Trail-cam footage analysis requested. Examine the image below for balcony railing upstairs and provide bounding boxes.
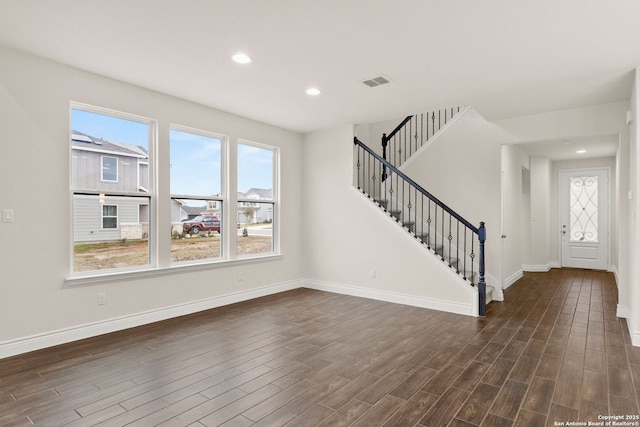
[354,136,487,316]
[382,106,463,168]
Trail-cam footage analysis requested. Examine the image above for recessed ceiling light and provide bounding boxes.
[576,149,586,154]
[232,53,252,64]
[306,88,321,96]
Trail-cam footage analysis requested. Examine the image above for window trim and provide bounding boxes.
[69,102,156,276]
[67,103,283,282]
[101,204,118,230]
[169,124,227,265]
[236,139,279,256]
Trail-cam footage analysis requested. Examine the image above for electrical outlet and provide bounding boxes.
[370,269,376,278]
[97,293,106,306]
[237,272,243,281]
[2,209,14,223]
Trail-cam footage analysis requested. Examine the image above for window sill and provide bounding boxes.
[65,254,283,287]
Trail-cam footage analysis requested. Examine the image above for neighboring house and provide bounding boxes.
[238,188,273,223]
[71,131,188,241]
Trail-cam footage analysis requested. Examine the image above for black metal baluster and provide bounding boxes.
[441,207,445,261]
[463,229,468,281]
[431,112,435,139]
[356,144,361,190]
[471,233,476,285]
[420,113,423,151]
[456,219,460,273]
[421,193,424,243]
[478,222,486,316]
[403,126,407,164]
[448,214,452,267]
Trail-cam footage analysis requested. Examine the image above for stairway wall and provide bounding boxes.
[302,125,477,315]
[398,108,504,289]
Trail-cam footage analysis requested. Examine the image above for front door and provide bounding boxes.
[559,168,609,270]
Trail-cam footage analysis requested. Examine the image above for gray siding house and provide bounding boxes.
[72,131,179,242]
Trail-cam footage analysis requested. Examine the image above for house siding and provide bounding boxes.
[73,195,149,242]
[71,149,143,193]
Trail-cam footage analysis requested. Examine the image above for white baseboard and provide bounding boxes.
[503,270,523,290]
[522,262,559,272]
[0,280,302,359]
[631,326,640,347]
[303,279,474,317]
[617,305,630,319]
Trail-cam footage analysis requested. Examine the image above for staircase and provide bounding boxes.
[354,107,493,315]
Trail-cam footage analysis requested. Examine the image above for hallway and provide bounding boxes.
[0,269,637,426]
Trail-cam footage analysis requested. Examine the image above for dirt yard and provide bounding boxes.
[74,235,273,272]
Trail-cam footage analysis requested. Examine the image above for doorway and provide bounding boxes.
[559,168,610,270]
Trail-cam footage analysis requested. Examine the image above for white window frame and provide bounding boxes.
[66,106,283,286]
[236,139,279,256]
[69,102,156,278]
[169,124,227,265]
[101,155,118,182]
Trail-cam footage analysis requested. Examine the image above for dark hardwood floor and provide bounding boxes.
[1,269,639,426]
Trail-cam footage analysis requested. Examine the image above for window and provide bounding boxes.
[170,126,224,263]
[102,204,118,229]
[237,142,277,256]
[71,105,153,273]
[69,105,280,281]
[101,156,118,182]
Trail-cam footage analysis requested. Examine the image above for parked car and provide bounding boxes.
[182,215,220,234]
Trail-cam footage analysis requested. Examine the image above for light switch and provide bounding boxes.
[2,209,14,223]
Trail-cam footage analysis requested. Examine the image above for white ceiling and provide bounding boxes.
[516,134,619,161]
[0,0,639,136]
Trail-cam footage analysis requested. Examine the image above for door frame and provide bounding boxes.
[558,167,611,270]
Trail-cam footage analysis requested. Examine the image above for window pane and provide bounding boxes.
[237,143,275,256]
[569,176,598,242]
[170,128,223,264]
[237,143,274,194]
[73,194,150,272]
[71,109,149,193]
[237,202,274,256]
[101,156,118,182]
[102,205,118,229]
[71,108,151,273]
[171,198,222,262]
[170,129,222,196]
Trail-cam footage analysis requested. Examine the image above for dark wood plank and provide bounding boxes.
[489,379,529,420]
[456,382,500,424]
[0,269,637,427]
[522,376,555,414]
[382,391,439,427]
[418,386,470,427]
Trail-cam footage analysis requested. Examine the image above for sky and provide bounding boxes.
[71,109,274,205]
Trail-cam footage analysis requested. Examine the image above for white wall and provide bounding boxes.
[493,102,631,322]
[0,46,304,354]
[527,157,553,268]
[630,69,639,345]
[302,125,477,315]
[400,108,503,289]
[501,144,529,285]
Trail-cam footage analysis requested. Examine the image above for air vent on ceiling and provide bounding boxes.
[361,75,392,88]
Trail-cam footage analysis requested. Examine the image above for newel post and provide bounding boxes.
[381,133,388,181]
[478,222,486,316]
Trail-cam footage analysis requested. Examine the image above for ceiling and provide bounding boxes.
[516,134,619,161]
[0,0,639,136]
